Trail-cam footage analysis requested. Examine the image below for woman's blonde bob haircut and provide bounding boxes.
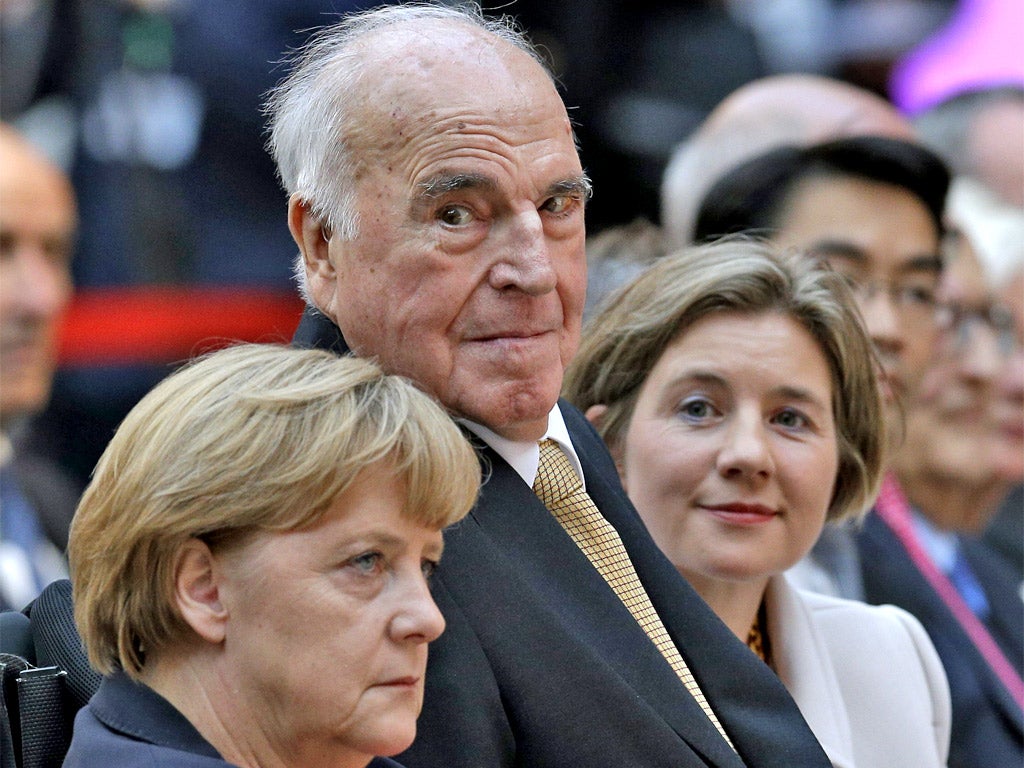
[69,344,480,678]
[564,238,885,523]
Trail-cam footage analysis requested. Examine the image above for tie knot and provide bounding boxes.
[533,439,582,507]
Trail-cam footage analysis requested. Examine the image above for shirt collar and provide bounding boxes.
[909,509,959,573]
[459,403,585,489]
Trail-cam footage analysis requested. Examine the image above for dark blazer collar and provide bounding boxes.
[89,673,222,759]
[293,305,351,356]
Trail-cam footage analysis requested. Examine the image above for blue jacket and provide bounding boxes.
[63,672,404,768]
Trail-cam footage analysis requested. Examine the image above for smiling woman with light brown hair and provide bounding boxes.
[65,343,480,768]
[565,239,951,768]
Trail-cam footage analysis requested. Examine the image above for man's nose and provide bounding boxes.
[4,245,72,320]
[856,288,906,360]
[957,319,1004,384]
[488,209,557,296]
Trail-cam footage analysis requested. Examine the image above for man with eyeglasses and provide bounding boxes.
[859,228,1023,768]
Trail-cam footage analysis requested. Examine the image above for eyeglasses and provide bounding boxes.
[836,273,940,329]
[936,302,1018,357]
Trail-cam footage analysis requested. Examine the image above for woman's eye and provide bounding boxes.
[421,559,439,581]
[773,408,809,430]
[679,398,715,421]
[438,205,473,226]
[349,551,384,575]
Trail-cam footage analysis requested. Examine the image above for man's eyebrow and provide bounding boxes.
[898,253,943,275]
[417,172,496,198]
[548,174,593,200]
[806,240,868,264]
[806,241,942,275]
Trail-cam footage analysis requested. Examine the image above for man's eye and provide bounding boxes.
[896,285,936,307]
[438,205,473,226]
[542,195,576,215]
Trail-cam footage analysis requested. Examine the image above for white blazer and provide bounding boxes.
[766,574,951,768]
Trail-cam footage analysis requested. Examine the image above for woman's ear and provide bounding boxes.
[584,404,608,430]
[173,539,229,645]
[585,404,628,490]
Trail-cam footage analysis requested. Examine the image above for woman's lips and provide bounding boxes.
[701,503,778,525]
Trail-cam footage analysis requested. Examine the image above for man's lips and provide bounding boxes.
[700,503,779,525]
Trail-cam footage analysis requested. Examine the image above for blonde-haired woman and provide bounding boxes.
[65,344,480,768]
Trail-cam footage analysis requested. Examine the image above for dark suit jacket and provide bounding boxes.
[10,425,82,552]
[295,307,830,768]
[64,672,404,768]
[857,510,1024,768]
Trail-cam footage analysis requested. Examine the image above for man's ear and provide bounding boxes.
[585,404,628,490]
[287,194,336,287]
[173,539,229,645]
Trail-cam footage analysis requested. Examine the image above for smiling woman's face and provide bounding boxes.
[214,468,446,767]
[616,311,839,596]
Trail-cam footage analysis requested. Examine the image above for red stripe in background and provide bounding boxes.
[56,287,306,366]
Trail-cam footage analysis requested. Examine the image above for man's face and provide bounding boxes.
[302,30,587,442]
[0,140,75,424]
[772,175,942,417]
[894,248,1008,531]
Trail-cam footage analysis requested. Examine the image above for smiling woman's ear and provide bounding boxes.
[584,404,608,430]
[584,403,627,489]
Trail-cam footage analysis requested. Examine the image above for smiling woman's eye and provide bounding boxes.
[773,408,809,430]
[438,204,473,226]
[678,397,717,422]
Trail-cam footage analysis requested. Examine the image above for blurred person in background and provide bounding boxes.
[910,81,1024,581]
[0,122,81,611]
[660,73,916,249]
[65,344,480,768]
[564,241,950,768]
[856,229,1023,768]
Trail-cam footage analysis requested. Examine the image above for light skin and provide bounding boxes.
[772,175,942,415]
[0,126,76,426]
[142,469,447,768]
[590,312,838,640]
[894,247,1009,533]
[992,267,1024,483]
[290,23,588,443]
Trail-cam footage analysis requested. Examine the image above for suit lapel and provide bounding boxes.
[860,514,1024,737]
[468,444,745,768]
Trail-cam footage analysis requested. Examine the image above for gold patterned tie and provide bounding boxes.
[533,439,736,750]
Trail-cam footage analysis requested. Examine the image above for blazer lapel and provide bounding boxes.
[766,576,856,768]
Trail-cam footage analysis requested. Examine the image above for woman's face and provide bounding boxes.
[617,312,839,594]
[215,468,446,766]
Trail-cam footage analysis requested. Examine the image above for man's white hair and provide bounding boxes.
[263,2,547,298]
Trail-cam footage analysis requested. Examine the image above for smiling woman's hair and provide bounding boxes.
[69,343,480,678]
[563,237,885,523]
